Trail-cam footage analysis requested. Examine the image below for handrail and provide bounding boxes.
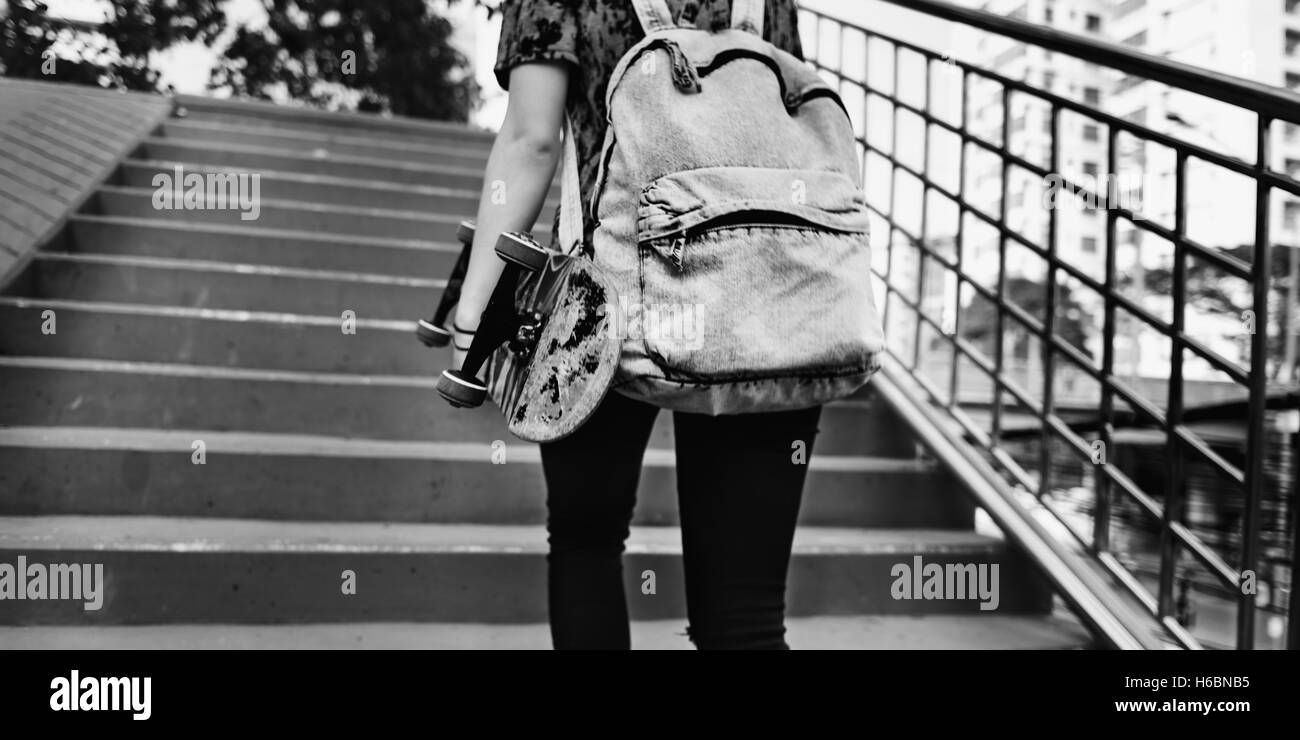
[876,0,1300,123]
[874,365,1164,649]
[799,0,1296,649]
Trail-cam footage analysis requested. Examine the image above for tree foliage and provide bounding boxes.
[2,0,478,122]
[1125,243,1293,381]
[210,0,478,121]
[0,0,225,91]
[962,275,1093,361]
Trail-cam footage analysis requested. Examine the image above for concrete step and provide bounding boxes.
[65,216,462,276]
[175,98,496,149]
[0,427,971,528]
[158,120,493,169]
[118,160,561,215]
[0,356,906,454]
[18,253,442,320]
[93,186,512,243]
[138,139,492,190]
[0,299,941,460]
[0,298,437,376]
[0,516,1052,624]
[121,160,482,212]
[0,613,1095,649]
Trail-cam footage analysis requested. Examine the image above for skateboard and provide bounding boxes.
[415,219,476,348]
[434,231,623,443]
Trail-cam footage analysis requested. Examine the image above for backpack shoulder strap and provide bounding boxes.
[558,115,583,257]
[730,0,764,36]
[631,0,676,34]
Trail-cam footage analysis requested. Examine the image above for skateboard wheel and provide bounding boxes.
[416,319,453,348]
[456,220,476,246]
[495,232,549,272]
[437,369,488,408]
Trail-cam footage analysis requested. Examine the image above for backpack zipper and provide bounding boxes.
[662,40,702,94]
[652,222,831,272]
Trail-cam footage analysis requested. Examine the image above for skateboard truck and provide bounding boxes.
[415,219,476,348]
[435,231,551,408]
[510,311,544,354]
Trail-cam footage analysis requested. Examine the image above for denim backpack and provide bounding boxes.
[554,0,885,415]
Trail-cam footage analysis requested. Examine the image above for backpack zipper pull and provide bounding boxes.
[669,234,686,271]
[664,40,702,94]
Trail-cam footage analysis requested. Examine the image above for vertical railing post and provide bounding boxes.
[1240,116,1274,649]
[949,69,971,409]
[881,43,901,349]
[1095,125,1118,555]
[861,35,870,194]
[1040,104,1061,500]
[1289,417,1300,650]
[993,86,1011,445]
[1157,152,1190,625]
[915,55,932,371]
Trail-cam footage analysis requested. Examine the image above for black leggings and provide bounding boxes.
[539,389,822,649]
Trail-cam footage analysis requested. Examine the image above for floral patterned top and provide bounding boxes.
[493,0,805,244]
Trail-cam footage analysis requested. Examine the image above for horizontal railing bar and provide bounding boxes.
[881,305,1187,541]
[1098,374,1168,427]
[1176,333,1251,386]
[872,263,1246,494]
[896,208,1248,389]
[811,45,1300,194]
[882,262,1175,437]
[1097,551,1161,618]
[856,135,1120,298]
[1099,553,1200,650]
[1031,400,1247,487]
[867,205,1175,430]
[855,135,1256,348]
[992,445,1035,488]
[1160,615,1205,650]
[875,273,1051,428]
[1047,397,1246,487]
[831,75,1260,284]
[1172,424,1246,487]
[1098,451,1168,519]
[1041,495,1108,549]
[841,0,1300,123]
[1169,519,1241,590]
[1042,413,1241,509]
[1044,413,1101,461]
[1124,220,1253,284]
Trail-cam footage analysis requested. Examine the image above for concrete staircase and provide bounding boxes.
[0,96,1093,648]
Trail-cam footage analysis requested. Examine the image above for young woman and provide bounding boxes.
[451,0,819,649]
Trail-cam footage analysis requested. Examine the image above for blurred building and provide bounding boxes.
[957,0,1267,391]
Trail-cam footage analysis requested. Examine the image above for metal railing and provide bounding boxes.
[799,0,1299,649]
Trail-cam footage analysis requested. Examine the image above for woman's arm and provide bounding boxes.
[452,63,569,367]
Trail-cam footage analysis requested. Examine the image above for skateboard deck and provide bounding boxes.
[435,232,622,444]
[486,252,621,442]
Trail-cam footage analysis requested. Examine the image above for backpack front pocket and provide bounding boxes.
[633,166,883,383]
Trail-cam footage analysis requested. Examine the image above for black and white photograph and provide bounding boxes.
[0,0,1294,714]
